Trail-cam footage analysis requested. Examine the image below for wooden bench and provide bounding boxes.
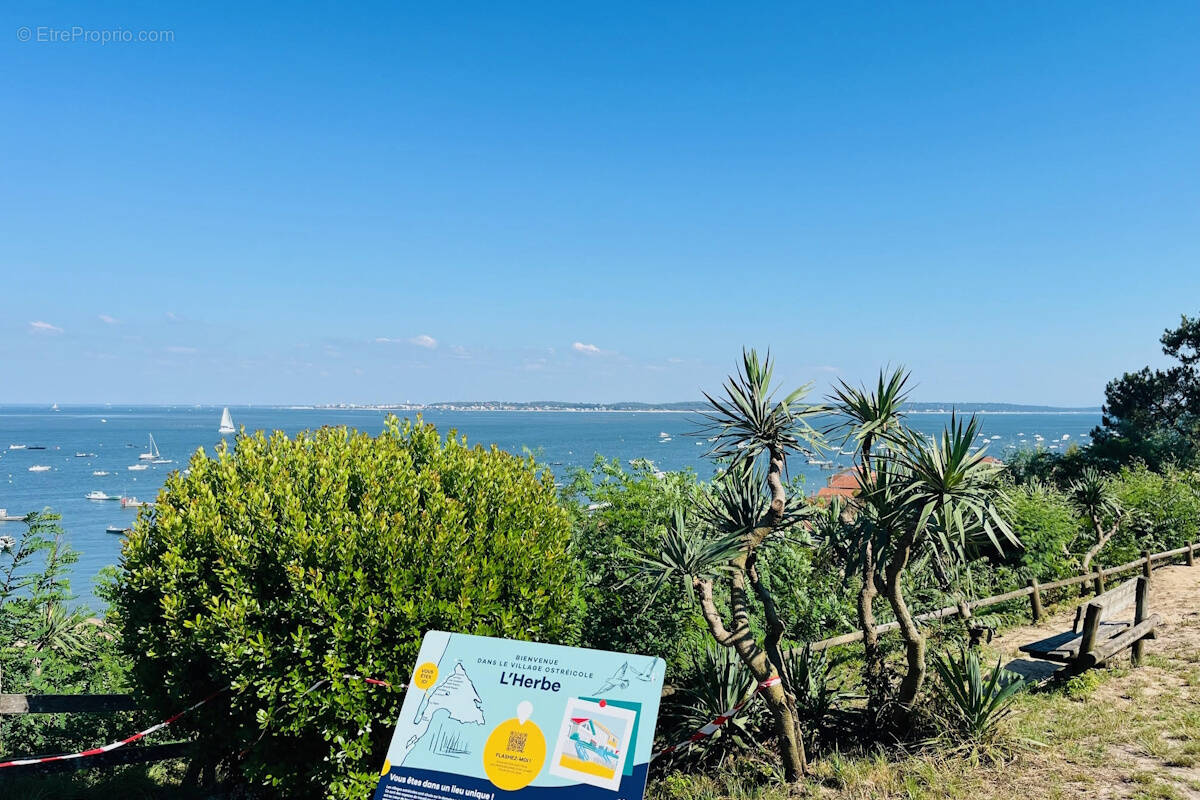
[1019,576,1160,671]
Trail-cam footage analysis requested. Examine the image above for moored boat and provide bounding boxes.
[219,407,235,434]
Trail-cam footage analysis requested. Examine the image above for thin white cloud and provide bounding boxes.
[410,334,437,349]
[374,335,438,349]
[30,321,64,335]
[98,314,119,325]
[572,341,602,355]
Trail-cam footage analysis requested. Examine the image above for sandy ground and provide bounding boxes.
[990,563,1200,799]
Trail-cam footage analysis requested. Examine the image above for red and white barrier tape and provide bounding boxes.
[651,676,781,761]
[0,689,225,769]
[2,671,774,769]
[0,674,394,770]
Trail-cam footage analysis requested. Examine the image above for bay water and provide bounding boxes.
[0,405,1100,608]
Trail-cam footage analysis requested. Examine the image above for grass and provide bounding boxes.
[649,615,1200,799]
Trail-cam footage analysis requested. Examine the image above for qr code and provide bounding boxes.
[507,732,527,753]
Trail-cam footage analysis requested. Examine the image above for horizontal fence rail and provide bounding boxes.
[807,541,1198,652]
[0,694,139,715]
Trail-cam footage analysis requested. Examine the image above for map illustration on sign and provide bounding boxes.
[374,631,665,800]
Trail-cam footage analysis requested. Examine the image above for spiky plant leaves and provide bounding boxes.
[932,645,1026,741]
[696,348,828,466]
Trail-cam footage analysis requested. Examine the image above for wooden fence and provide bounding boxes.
[808,541,1198,651]
[1,541,1197,776]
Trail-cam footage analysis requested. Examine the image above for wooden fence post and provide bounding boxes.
[1143,550,1153,577]
[1076,603,1104,667]
[1187,542,1196,567]
[1093,566,1106,595]
[1132,576,1149,666]
[1029,578,1044,622]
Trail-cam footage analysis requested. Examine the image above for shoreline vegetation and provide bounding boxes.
[304,401,1102,413]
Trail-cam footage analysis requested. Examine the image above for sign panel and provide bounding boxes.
[374,631,665,800]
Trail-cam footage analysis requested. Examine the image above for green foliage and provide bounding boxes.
[660,646,769,768]
[932,646,1025,741]
[1105,464,1200,564]
[566,457,709,678]
[113,417,583,799]
[783,644,841,734]
[1061,670,1103,702]
[1001,482,1082,580]
[697,348,827,465]
[0,512,131,761]
[1092,312,1200,470]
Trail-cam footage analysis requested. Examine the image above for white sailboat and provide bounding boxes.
[219,407,235,434]
[138,434,160,461]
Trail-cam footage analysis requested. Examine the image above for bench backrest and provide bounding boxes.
[1072,577,1139,633]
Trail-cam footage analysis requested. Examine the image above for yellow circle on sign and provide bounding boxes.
[380,758,391,776]
[412,662,439,690]
[482,718,546,791]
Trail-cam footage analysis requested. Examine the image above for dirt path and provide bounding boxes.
[985,563,1200,799]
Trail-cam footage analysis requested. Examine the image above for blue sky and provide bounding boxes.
[2,2,1198,405]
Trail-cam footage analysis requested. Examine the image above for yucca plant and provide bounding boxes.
[825,367,912,715]
[663,646,770,768]
[932,646,1026,742]
[633,349,826,782]
[865,414,1018,712]
[1068,467,1124,574]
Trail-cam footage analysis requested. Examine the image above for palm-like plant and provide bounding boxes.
[869,414,1018,712]
[933,646,1026,742]
[633,349,825,782]
[664,646,770,767]
[699,349,827,470]
[826,367,912,715]
[1068,467,1123,573]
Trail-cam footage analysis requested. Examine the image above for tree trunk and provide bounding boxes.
[695,575,808,781]
[857,547,885,714]
[885,542,925,711]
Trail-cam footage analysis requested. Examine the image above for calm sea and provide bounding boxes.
[0,405,1101,607]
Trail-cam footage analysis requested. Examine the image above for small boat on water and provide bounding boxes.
[75,452,97,458]
[219,407,236,434]
[121,497,152,509]
[0,509,29,522]
[7,444,26,450]
[27,446,46,451]
[51,403,60,412]
[127,464,149,471]
[86,491,119,501]
[93,470,111,476]
[105,526,130,535]
[28,465,51,472]
[138,434,161,461]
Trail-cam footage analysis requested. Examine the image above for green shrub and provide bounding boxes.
[1003,481,1084,580]
[566,458,709,678]
[113,417,583,799]
[1106,464,1200,564]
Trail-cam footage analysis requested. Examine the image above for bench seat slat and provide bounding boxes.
[1019,621,1130,661]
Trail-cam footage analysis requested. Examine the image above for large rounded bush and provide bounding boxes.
[113,416,582,798]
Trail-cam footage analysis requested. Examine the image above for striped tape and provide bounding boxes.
[0,689,225,769]
[2,671,772,769]
[0,674,394,770]
[651,675,781,761]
